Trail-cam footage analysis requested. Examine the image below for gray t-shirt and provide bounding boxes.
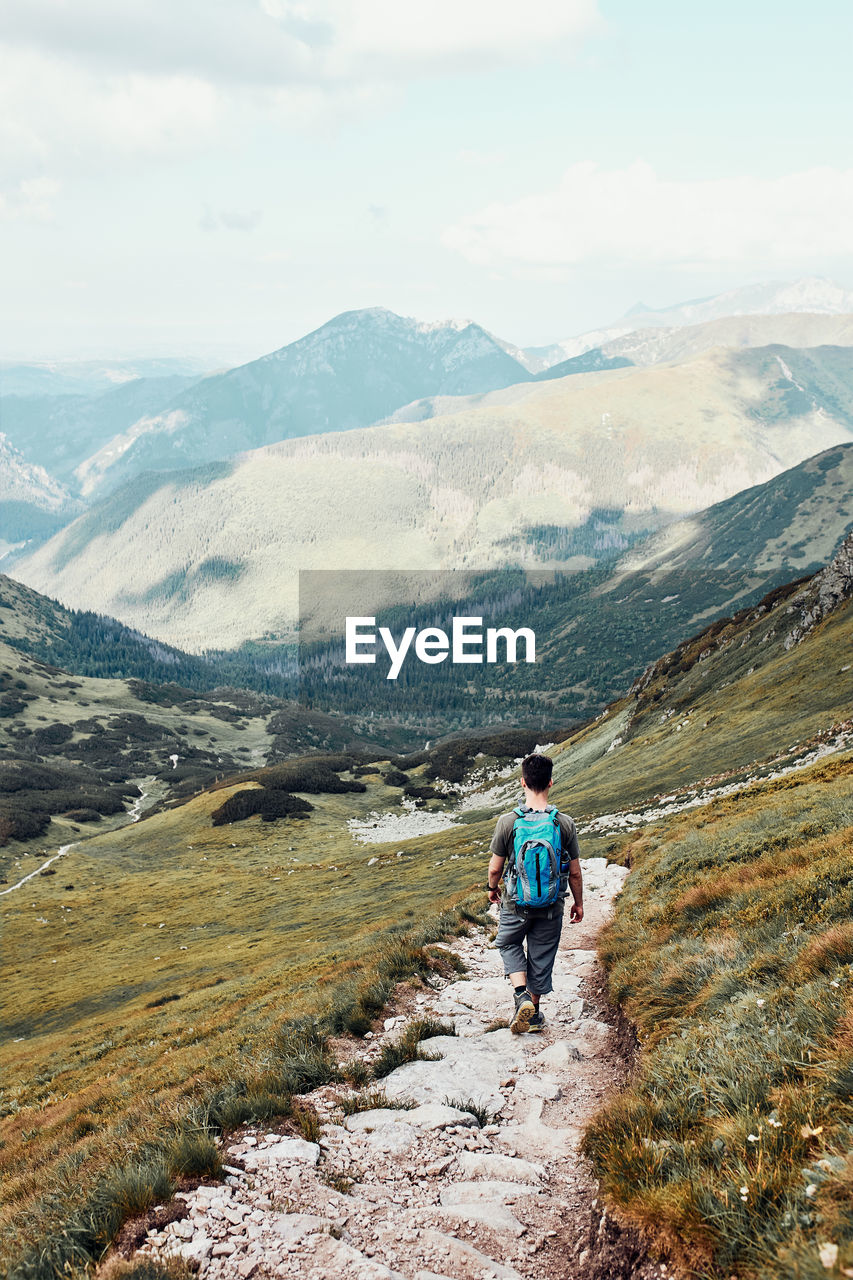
[490,809,580,864]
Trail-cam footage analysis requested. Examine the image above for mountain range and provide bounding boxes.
[65,310,530,499]
[4,275,853,662]
[3,278,853,516]
[523,274,853,369]
[0,435,81,555]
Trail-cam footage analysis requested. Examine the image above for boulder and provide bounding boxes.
[457,1151,544,1183]
[240,1136,320,1168]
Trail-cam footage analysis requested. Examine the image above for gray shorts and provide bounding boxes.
[494,901,564,995]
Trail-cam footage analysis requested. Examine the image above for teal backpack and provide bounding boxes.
[508,805,566,909]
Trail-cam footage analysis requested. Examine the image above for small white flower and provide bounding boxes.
[806,1183,818,1198]
[767,1117,782,1128]
[756,998,766,1007]
[747,1133,760,1143]
[739,1185,749,1201]
[831,981,840,988]
[818,1242,839,1270]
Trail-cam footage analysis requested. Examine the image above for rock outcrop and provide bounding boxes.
[785,529,853,648]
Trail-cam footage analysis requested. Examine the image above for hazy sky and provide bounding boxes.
[2,0,852,361]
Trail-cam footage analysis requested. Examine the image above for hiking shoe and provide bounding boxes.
[510,989,535,1035]
[528,1010,546,1033]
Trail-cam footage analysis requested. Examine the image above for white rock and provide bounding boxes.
[431,1200,526,1236]
[531,1039,582,1070]
[571,1017,611,1056]
[180,1234,212,1262]
[267,1212,329,1243]
[513,1073,561,1101]
[389,1228,524,1279]
[406,1103,479,1130]
[360,1122,419,1154]
[345,1108,412,1132]
[497,1114,582,1161]
[241,1137,320,1168]
[439,1179,542,1205]
[306,1235,406,1279]
[380,1031,530,1114]
[458,1151,544,1182]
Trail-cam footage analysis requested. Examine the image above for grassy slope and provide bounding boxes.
[0,764,490,1267]
[584,756,853,1280]
[541,578,853,1276]
[549,592,853,840]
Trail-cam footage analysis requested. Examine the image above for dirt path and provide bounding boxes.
[131,859,670,1280]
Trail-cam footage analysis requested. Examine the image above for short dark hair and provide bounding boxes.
[521,752,553,791]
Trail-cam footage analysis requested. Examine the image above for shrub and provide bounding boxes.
[381,769,410,788]
[232,756,367,795]
[101,1261,195,1280]
[388,752,429,770]
[197,1083,293,1132]
[210,789,313,826]
[0,806,51,845]
[403,784,441,801]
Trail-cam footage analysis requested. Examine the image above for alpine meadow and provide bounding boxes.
[3,5,853,1279]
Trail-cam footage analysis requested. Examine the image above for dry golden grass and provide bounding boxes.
[584,756,853,1279]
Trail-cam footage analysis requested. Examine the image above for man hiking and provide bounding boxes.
[487,752,583,1033]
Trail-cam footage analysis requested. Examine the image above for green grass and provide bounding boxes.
[337,1090,415,1117]
[583,755,853,1279]
[3,569,852,1278]
[371,1018,455,1080]
[0,871,480,1279]
[444,1096,492,1127]
[548,596,853,825]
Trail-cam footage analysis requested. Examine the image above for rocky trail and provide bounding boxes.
[128,858,669,1280]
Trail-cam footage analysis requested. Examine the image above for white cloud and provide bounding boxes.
[261,0,601,77]
[442,161,853,273]
[0,45,219,181]
[200,206,263,232]
[0,0,599,89]
[0,175,60,221]
[0,1,599,189]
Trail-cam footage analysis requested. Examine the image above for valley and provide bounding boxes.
[3,281,853,1280]
[1,529,851,1278]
